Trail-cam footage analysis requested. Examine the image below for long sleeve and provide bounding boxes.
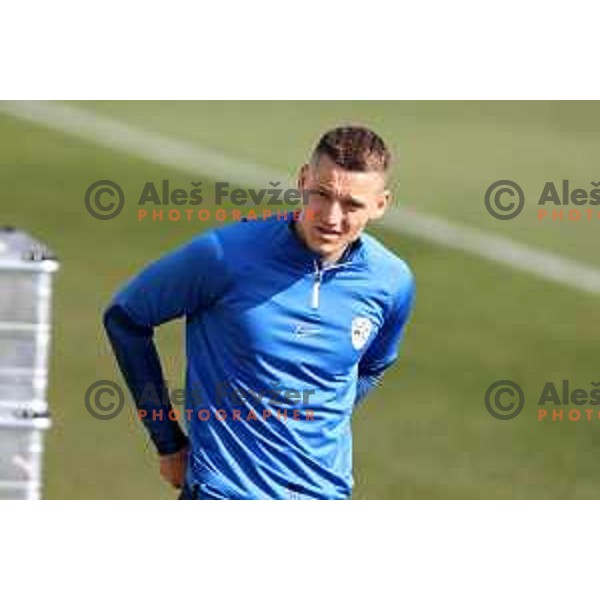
[354,270,415,408]
[104,304,188,455]
[103,231,228,455]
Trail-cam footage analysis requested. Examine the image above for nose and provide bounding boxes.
[320,200,343,227]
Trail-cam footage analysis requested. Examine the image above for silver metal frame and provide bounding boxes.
[0,248,59,500]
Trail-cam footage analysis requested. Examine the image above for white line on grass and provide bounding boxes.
[2,100,600,296]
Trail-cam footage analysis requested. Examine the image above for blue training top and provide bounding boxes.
[104,213,415,499]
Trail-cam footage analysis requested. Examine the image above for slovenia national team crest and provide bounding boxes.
[351,316,373,350]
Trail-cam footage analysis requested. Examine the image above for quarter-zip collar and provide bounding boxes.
[308,258,345,309]
[278,212,364,310]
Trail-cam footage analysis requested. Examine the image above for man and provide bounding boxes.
[104,126,415,499]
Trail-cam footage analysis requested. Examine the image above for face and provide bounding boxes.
[296,154,391,263]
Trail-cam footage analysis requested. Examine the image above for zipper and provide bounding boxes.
[311,261,322,309]
[310,259,351,310]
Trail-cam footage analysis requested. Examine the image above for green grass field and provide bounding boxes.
[1,101,599,498]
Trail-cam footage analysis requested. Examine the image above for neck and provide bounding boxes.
[320,247,348,266]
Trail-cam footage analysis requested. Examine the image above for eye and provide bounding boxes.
[345,202,363,212]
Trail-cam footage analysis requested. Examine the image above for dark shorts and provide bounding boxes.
[178,481,200,500]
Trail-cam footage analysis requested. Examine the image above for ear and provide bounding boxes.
[370,189,392,220]
[297,163,309,193]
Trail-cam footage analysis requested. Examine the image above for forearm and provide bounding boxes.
[354,370,385,408]
[103,304,188,455]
